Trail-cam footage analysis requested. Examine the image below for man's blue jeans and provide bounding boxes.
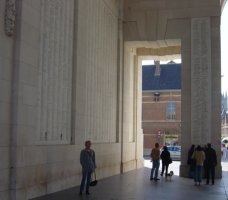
[80,170,92,192]
[194,165,203,182]
[150,160,160,179]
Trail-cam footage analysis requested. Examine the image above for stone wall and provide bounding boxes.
[0,0,143,199]
[0,1,13,199]
[76,0,118,144]
[0,0,222,199]
[123,0,221,177]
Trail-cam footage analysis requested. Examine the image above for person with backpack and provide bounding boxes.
[160,146,172,177]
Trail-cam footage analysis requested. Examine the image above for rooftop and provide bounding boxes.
[142,63,181,91]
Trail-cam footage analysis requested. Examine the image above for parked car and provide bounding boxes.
[161,146,181,160]
[222,137,228,145]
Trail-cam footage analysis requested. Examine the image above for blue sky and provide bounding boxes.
[142,59,181,65]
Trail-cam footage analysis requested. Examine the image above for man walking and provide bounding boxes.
[204,143,217,185]
[79,140,96,195]
[150,143,160,181]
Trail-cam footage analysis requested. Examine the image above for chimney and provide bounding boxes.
[154,60,161,76]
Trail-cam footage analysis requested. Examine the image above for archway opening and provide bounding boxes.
[142,59,182,176]
[124,40,182,176]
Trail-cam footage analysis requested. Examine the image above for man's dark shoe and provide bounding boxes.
[154,178,160,181]
[150,178,153,181]
[86,191,90,195]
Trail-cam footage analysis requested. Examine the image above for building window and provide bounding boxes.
[166,102,176,120]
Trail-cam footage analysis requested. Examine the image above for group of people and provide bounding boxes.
[187,143,217,186]
[79,140,218,196]
[150,143,172,180]
[150,142,218,186]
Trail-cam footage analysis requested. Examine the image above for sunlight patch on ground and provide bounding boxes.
[144,159,180,176]
[144,158,228,175]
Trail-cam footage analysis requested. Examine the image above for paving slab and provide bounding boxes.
[32,161,228,200]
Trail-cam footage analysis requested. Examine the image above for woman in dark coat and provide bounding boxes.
[160,146,172,177]
[187,144,195,178]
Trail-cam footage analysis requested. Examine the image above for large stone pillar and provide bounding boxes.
[180,17,221,178]
[191,17,212,145]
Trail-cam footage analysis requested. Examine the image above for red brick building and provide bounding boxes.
[142,63,181,155]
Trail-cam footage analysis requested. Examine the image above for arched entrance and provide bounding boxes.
[123,0,221,177]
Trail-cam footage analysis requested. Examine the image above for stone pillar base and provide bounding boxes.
[136,158,144,169]
[180,164,222,178]
[179,164,190,178]
[121,160,137,173]
[216,165,222,178]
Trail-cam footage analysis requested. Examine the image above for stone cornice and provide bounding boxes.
[136,46,181,56]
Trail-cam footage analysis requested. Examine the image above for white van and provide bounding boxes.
[161,146,181,160]
[222,137,228,145]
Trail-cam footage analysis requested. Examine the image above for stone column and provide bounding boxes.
[191,17,212,145]
[180,17,221,178]
[211,16,222,178]
[136,56,145,169]
[179,19,192,177]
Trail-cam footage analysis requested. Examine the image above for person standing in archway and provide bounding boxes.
[192,145,205,186]
[187,144,196,178]
[160,146,172,177]
[79,140,96,195]
[204,143,217,185]
[150,143,160,181]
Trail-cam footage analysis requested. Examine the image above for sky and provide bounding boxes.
[221,4,228,94]
[142,59,181,65]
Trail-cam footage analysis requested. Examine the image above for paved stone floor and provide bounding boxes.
[32,161,228,200]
